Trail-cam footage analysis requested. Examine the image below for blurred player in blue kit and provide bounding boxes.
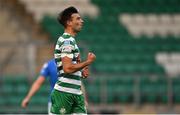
[21,58,88,114]
[21,59,57,114]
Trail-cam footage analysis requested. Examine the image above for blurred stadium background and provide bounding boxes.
[0,0,180,114]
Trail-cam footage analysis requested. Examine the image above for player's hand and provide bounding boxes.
[82,66,89,78]
[21,97,29,108]
[85,100,88,107]
[87,52,96,64]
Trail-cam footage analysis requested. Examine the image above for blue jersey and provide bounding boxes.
[40,59,58,94]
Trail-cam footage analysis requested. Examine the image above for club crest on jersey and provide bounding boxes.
[59,107,66,114]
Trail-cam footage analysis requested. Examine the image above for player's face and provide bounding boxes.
[70,13,84,32]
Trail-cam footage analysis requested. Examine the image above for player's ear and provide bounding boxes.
[67,20,72,26]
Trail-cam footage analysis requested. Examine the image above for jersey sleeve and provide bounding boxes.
[60,40,75,59]
[40,62,49,78]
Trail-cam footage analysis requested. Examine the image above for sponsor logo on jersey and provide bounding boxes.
[62,45,73,53]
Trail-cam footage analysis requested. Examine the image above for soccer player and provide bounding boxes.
[50,6,96,114]
[21,58,57,114]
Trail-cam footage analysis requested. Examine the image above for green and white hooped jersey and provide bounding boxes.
[54,33,82,95]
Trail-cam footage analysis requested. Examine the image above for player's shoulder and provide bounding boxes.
[44,59,56,69]
[61,33,74,41]
[58,35,74,44]
[42,62,48,70]
[48,59,56,65]
[62,34,71,39]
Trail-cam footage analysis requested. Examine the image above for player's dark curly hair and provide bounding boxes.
[57,6,78,28]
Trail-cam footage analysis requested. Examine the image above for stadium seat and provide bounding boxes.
[84,78,101,103]
[172,77,180,103]
[140,76,168,103]
[106,76,134,103]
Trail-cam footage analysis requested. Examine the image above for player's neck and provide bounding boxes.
[64,28,77,37]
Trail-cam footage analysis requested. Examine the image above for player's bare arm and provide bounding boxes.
[21,76,45,108]
[62,52,96,74]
